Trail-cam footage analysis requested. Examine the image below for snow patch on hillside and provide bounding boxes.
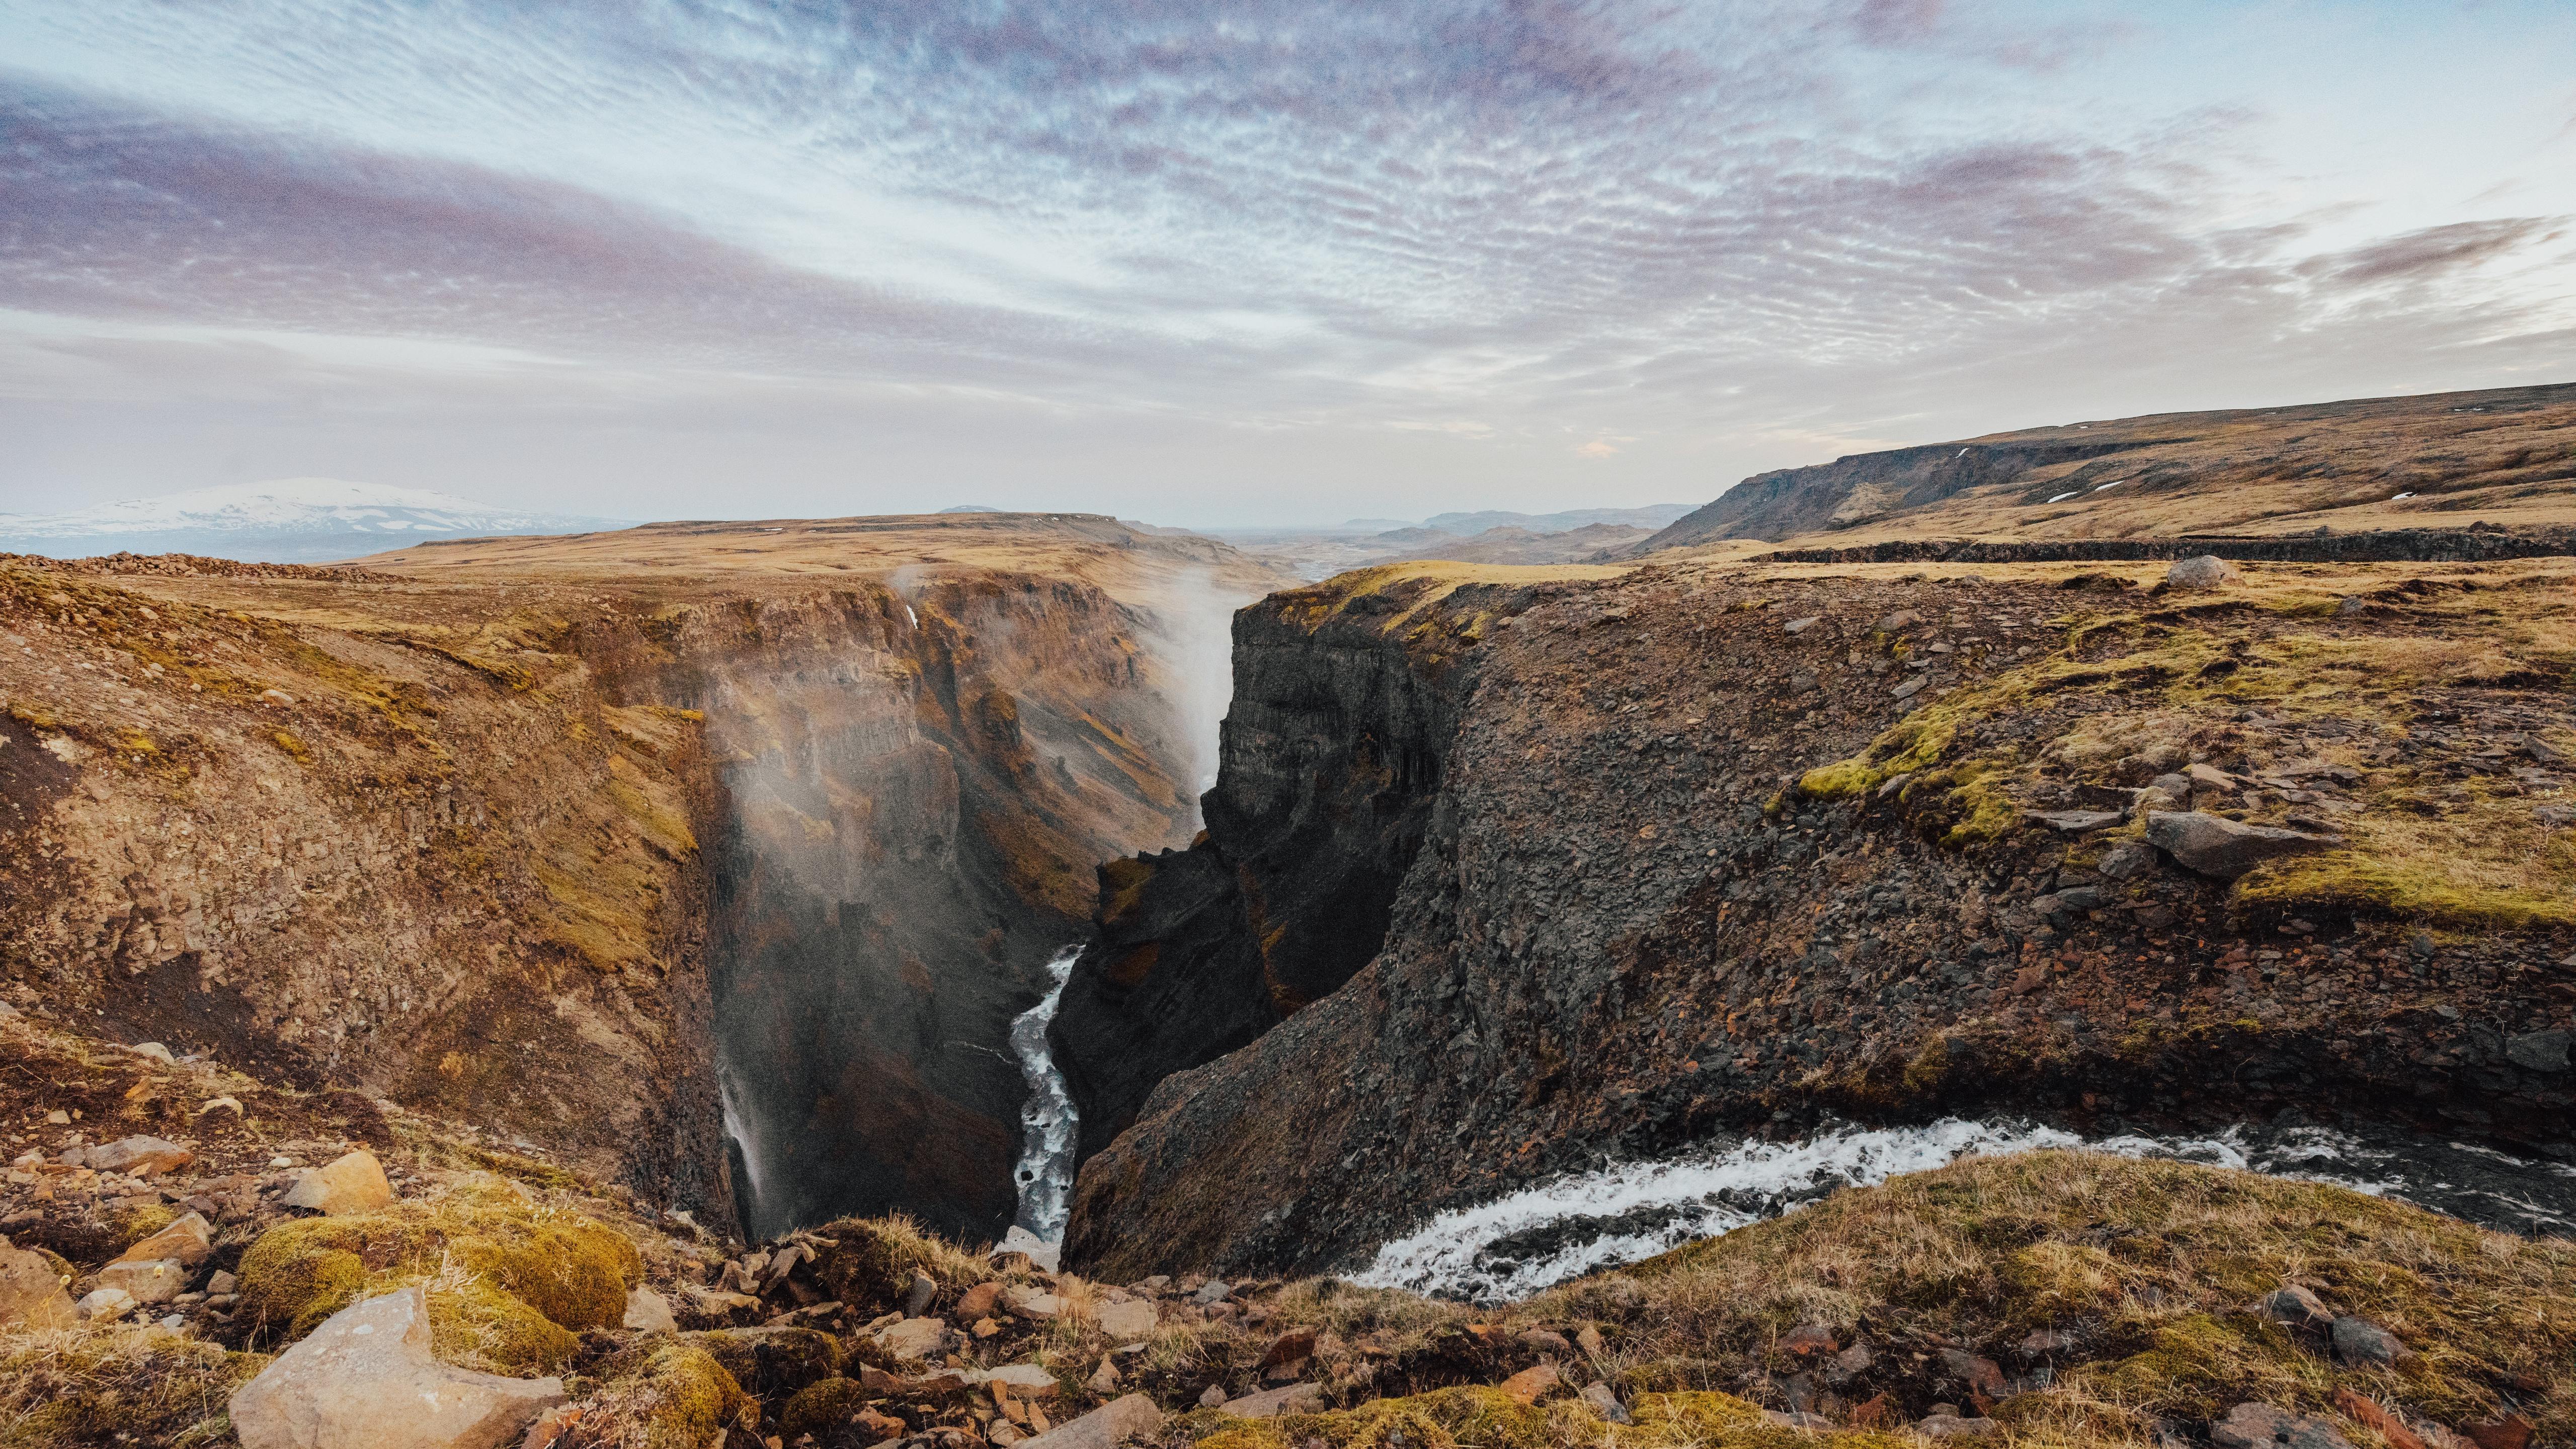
[5,478,622,538]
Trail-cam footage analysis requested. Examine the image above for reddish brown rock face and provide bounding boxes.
[0,516,1287,1240]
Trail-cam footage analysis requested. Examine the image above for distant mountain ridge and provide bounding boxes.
[1628,381,2576,554]
[0,478,630,564]
[1421,504,1695,535]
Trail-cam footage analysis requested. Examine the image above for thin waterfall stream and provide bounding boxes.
[1009,946,1085,1241]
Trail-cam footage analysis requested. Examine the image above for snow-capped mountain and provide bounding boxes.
[0,478,631,564]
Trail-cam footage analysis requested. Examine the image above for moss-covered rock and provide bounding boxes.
[232,1180,641,1358]
[428,1276,584,1378]
[682,1325,844,1399]
[570,1341,748,1449]
[805,1213,991,1312]
[781,1375,868,1441]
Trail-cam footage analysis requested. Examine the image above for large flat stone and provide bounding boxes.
[283,1149,395,1216]
[229,1285,565,1449]
[2145,811,2340,879]
[96,1256,192,1304]
[872,1315,952,1361]
[1094,1297,1158,1341]
[86,1136,195,1175]
[1020,1394,1164,1449]
[1223,1383,1328,1418]
[116,1211,213,1268]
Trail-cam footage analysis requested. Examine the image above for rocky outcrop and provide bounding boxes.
[1062,559,2576,1279]
[1049,572,1511,1165]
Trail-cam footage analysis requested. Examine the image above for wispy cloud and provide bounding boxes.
[0,0,2570,523]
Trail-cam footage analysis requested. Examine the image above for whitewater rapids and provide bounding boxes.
[1009,947,1084,1241]
[1349,1115,2576,1302]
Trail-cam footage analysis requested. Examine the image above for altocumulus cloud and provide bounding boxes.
[0,0,2571,518]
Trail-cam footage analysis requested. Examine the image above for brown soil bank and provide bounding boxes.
[1059,555,2576,1281]
[0,514,1288,1242]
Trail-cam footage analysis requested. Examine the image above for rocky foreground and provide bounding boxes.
[1,982,2567,1449]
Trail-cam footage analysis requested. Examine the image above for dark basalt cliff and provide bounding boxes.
[1049,572,1487,1164]
[1061,558,2576,1280]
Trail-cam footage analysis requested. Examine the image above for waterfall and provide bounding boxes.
[1009,947,1084,1241]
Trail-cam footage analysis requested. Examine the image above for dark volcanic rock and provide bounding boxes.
[2144,812,2341,879]
[1049,576,1495,1163]
[1058,564,2576,1281]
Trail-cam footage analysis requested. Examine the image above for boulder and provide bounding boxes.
[2166,555,2243,590]
[1917,1415,2000,1440]
[2212,1402,2355,1449]
[981,1363,1064,1398]
[1766,1410,1836,1431]
[2330,1316,2412,1367]
[283,1149,395,1216]
[1086,1357,1122,1394]
[622,1285,677,1334]
[77,1286,137,1320]
[996,1225,1061,1274]
[1198,1385,1228,1408]
[957,1281,1005,1320]
[230,1285,565,1449]
[1190,1278,1233,1305]
[1007,1287,1064,1321]
[1020,1394,1163,1449]
[1259,1328,1320,1368]
[96,1256,192,1304]
[1498,1363,1560,1406]
[2258,1285,2333,1331]
[1224,1383,1328,1418]
[905,1268,939,1316]
[86,1135,195,1175]
[1580,1383,1631,1424]
[873,1315,952,1361]
[0,1243,77,1329]
[2504,1030,2570,1073]
[2145,811,2340,879]
[1095,1296,1158,1341]
[117,1210,214,1268]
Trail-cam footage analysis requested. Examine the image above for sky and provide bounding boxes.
[2,1,2572,528]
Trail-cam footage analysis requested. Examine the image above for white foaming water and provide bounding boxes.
[1350,1117,2576,1302]
[1009,947,1085,1241]
[718,1071,770,1235]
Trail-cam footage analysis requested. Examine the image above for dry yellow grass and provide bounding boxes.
[1787,558,2576,924]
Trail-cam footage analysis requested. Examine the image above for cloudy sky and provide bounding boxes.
[3,1,2572,527]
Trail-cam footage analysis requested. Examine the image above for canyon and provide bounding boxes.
[0,513,1285,1246]
[1,383,2572,1448]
